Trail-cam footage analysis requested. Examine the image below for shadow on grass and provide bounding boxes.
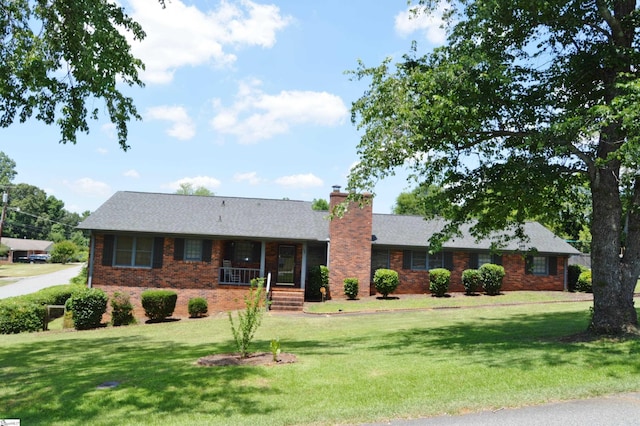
[0,335,281,424]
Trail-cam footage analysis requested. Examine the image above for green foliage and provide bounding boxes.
[0,301,45,334]
[0,151,17,185]
[188,297,208,318]
[576,270,593,293]
[429,268,451,297]
[228,278,267,358]
[270,338,281,362]
[480,264,506,296]
[1,0,148,150]
[175,183,214,196]
[373,268,399,298]
[392,184,442,217]
[67,288,108,330]
[0,243,9,258]
[308,265,330,300]
[111,292,135,326]
[50,240,78,264]
[568,264,588,292]
[343,277,359,300]
[70,265,88,286]
[462,269,482,295]
[311,198,329,211]
[141,290,178,321]
[347,1,640,332]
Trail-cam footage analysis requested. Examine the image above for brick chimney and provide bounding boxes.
[328,186,373,299]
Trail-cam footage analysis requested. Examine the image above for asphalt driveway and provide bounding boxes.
[0,263,84,299]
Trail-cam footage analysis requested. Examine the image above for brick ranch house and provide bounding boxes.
[77,188,580,316]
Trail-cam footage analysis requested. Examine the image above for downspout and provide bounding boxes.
[87,232,95,288]
[563,256,568,292]
[301,242,307,291]
[260,241,266,278]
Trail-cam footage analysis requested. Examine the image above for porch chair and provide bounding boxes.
[223,260,241,283]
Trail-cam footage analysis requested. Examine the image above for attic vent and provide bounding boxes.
[222,200,225,206]
[218,215,222,222]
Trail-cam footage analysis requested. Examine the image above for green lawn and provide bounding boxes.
[2,300,640,425]
[0,263,76,279]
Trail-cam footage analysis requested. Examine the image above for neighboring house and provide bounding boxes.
[0,237,53,263]
[77,187,581,316]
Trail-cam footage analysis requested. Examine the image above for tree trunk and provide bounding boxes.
[589,152,638,334]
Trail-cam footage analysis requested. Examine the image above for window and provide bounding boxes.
[184,239,203,261]
[114,236,153,267]
[526,256,557,276]
[226,241,261,263]
[371,249,390,278]
[531,256,548,275]
[404,250,452,270]
[477,253,493,267]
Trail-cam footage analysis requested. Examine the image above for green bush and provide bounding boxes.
[308,265,329,300]
[429,268,451,297]
[576,270,592,293]
[462,269,482,295]
[374,269,399,298]
[188,297,208,318]
[228,278,267,358]
[0,301,46,334]
[50,240,78,264]
[480,263,506,296]
[20,284,81,306]
[67,287,108,330]
[111,292,135,326]
[141,290,178,321]
[343,277,359,299]
[568,264,588,292]
[70,265,88,286]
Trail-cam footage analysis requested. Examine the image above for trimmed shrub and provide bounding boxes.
[141,290,177,321]
[111,292,135,326]
[429,268,451,297]
[343,277,359,300]
[308,265,329,300]
[374,269,399,298]
[480,263,506,296]
[67,287,108,330]
[576,270,592,293]
[462,269,482,295]
[188,297,208,318]
[568,264,587,292]
[0,301,46,334]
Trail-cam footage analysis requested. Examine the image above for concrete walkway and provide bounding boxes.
[0,263,84,299]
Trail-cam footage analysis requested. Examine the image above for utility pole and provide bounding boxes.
[0,191,7,246]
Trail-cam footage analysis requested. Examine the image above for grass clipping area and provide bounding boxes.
[3,300,640,426]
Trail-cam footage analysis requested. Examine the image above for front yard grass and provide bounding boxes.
[2,300,640,425]
[0,263,76,279]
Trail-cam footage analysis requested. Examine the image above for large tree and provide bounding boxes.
[348,1,640,334]
[1,0,154,150]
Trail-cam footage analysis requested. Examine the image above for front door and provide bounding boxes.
[277,245,295,285]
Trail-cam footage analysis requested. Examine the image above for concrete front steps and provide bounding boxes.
[269,288,304,312]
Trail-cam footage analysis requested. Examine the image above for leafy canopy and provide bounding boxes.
[1,0,157,150]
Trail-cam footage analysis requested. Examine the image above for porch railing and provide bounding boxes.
[219,267,261,285]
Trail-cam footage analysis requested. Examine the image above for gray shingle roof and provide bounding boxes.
[0,237,53,252]
[372,214,580,255]
[78,191,330,241]
[79,191,580,255]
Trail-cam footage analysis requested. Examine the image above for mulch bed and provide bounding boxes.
[197,352,297,367]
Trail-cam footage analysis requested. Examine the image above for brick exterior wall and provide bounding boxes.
[328,190,373,299]
[376,250,566,295]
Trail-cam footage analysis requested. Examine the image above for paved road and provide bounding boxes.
[370,392,640,426]
[0,263,84,299]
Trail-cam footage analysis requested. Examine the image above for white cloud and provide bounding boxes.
[394,5,447,45]
[97,147,108,155]
[123,169,140,178]
[233,171,264,185]
[65,178,112,198]
[146,105,196,140]
[165,176,222,191]
[211,79,348,143]
[275,173,323,188]
[128,0,292,84]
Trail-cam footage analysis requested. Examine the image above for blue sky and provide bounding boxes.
[2,0,446,214]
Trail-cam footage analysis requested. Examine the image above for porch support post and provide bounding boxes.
[260,241,266,278]
[301,242,308,290]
